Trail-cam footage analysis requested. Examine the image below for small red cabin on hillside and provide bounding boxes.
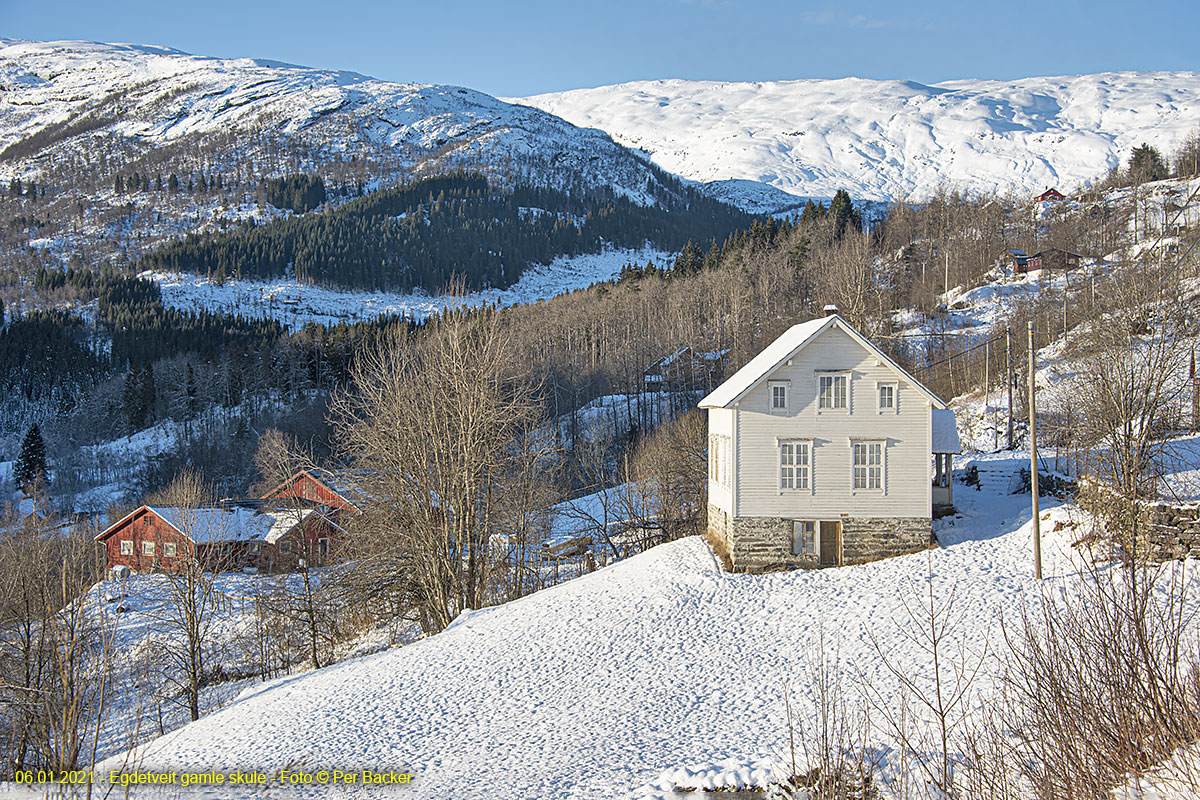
[95,504,342,574]
[1035,187,1065,203]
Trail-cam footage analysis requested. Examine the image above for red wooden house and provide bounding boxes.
[95,504,342,574]
[261,469,364,514]
[1035,187,1065,203]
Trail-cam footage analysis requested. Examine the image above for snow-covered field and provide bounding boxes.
[143,246,674,328]
[47,458,1170,800]
[516,72,1200,202]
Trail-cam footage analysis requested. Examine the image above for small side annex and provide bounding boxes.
[701,312,960,573]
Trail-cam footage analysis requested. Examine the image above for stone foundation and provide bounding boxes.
[707,505,932,573]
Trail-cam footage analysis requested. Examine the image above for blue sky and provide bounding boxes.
[4,0,1197,96]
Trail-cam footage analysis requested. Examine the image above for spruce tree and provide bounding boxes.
[1129,143,1168,184]
[13,423,48,493]
[140,364,157,425]
[829,189,862,240]
[123,366,143,431]
[185,362,198,416]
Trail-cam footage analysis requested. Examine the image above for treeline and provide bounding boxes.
[0,310,102,405]
[263,174,327,213]
[139,173,758,292]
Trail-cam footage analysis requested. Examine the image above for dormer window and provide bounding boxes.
[768,380,790,414]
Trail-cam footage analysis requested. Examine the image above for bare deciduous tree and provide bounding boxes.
[142,469,227,721]
[332,303,548,633]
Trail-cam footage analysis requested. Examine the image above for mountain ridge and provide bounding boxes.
[515,71,1200,201]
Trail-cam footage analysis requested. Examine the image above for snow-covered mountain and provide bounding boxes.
[515,73,1200,203]
[0,39,671,203]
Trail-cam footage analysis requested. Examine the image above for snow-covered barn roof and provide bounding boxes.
[698,314,946,411]
[95,505,310,544]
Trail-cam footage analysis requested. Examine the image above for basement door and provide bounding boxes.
[819,521,841,567]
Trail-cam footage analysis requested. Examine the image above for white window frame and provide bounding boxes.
[163,541,177,558]
[877,381,898,414]
[816,371,850,413]
[852,440,885,492]
[791,520,817,556]
[778,439,813,492]
[120,539,133,556]
[768,380,790,414]
[280,541,292,554]
[249,542,261,554]
[142,540,155,557]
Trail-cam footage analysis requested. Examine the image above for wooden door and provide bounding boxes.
[819,521,840,567]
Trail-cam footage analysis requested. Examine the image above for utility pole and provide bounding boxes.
[985,337,994,451]
[1192,347,1198,433]
[1006,328,1014,450]
[1029,320,1043,581]
[1063,289,1068,339]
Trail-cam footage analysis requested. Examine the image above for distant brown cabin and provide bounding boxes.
[1035,188,1065,203]
[1017,247,1084,276]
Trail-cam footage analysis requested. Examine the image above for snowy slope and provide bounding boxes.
[515,72,1200,202]
[0,39,665,203]
[86,478,1144,799]
[142,245,673,329]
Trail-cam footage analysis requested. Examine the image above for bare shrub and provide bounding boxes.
[778,629,882,800]
[1001,559,1200,799]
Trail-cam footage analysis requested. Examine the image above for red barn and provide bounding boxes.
[95,504,343,574]
[1035,187,1065,203]
[261,469,364,514]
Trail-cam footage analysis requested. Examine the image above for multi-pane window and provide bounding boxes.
[164,541,177,557]
[878,383,896,412]
[818,374,848,409]
[853,441,883,490]
[792,521,816,555]
[780,440,811,490]
[142,541,155,556]
[708,434,732,488]
[120,540,133,555]
[721,437,731,489]
[769,380,789,413]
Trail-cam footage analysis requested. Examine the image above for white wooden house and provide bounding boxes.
[699,312,961,572]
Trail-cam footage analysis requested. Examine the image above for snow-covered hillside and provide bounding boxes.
[515,72,1200,202]
[143,245,674,329]
[0,39,667,203]
[87,472,1130,799]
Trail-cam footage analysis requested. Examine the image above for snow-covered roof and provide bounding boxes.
[96,505,308,544]
[698,315,946,411]
[932,409,962,454]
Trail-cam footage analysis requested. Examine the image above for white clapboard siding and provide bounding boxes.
[733,325,932,519]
